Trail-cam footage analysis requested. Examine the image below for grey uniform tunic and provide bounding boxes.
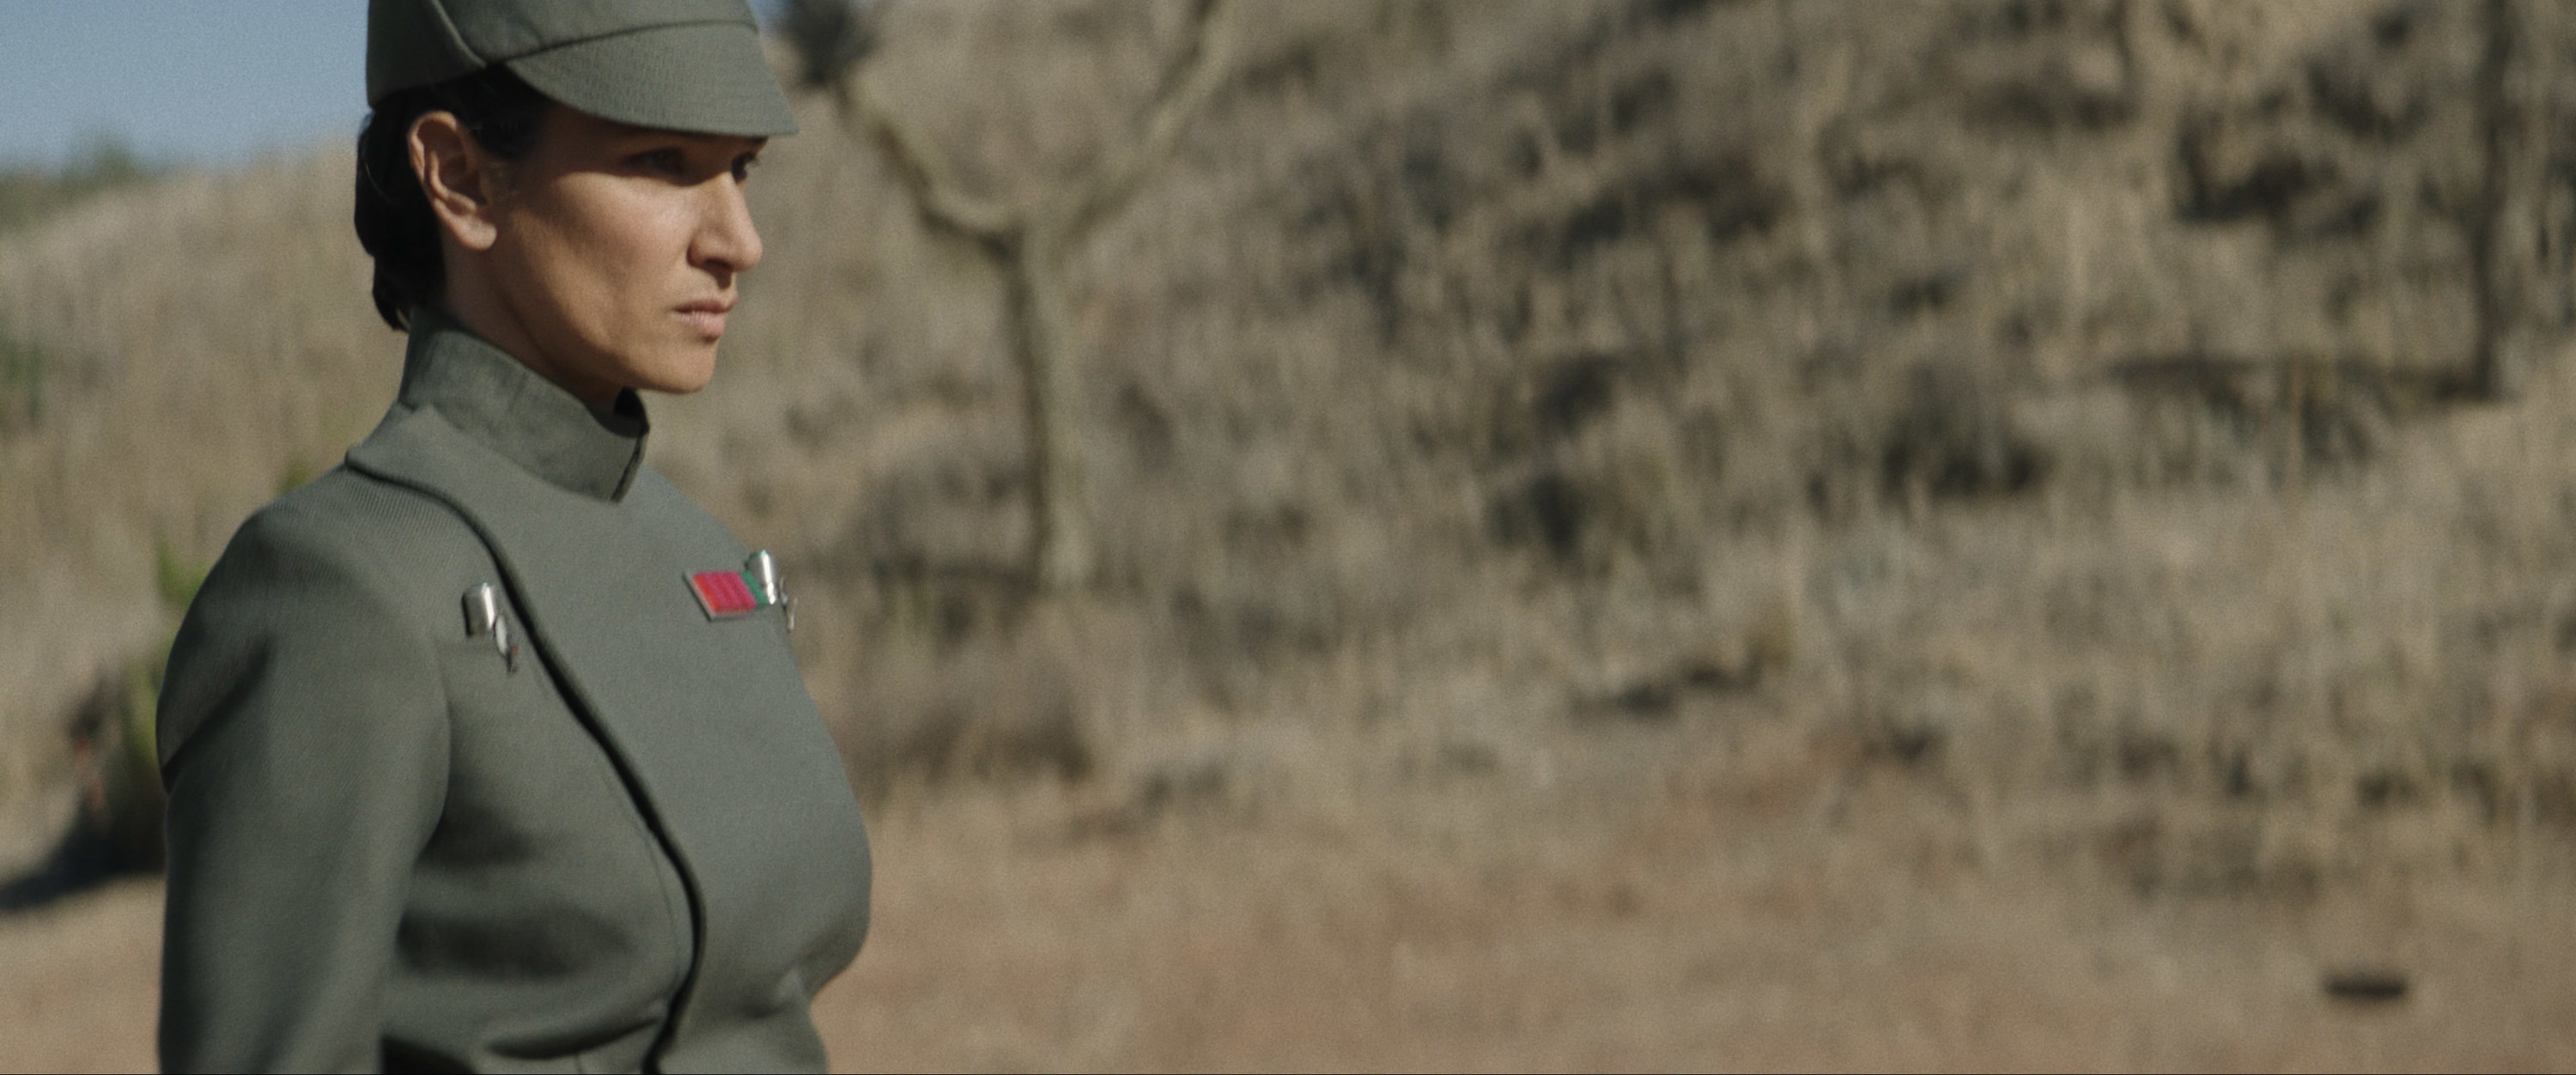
[157,309,871,1072]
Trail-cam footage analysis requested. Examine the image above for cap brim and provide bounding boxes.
[506,21,797,138]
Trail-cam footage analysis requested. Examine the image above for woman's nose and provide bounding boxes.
[690,179,763,276]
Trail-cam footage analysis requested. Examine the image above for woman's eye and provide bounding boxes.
[635,149,685,175]
[731,154,761,183]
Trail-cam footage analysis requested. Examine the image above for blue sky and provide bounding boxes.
[0,2,804,171]
[0,2,371,169]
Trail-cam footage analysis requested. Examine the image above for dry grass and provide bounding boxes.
[9,0,2576,1066]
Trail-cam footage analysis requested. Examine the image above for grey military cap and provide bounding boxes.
[368,0,797,137]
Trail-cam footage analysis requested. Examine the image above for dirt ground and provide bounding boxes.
[10,726,2576,1072]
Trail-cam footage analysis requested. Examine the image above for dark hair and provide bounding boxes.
[353,66,553,331]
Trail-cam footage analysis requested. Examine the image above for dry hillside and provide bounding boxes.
[10,0,2576,1066]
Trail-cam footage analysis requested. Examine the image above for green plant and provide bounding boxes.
[152,538,208,613]
[0,134,158,235]
[112,653,167,867]
[130,538,209,791]
[0,325,46,434]
[274,457,319,496]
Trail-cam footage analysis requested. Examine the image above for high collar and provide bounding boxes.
[395,307,648,503]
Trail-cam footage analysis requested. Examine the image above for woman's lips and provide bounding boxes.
[677,299,733,339]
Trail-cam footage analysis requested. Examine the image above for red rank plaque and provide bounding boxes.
[688,569,760,619]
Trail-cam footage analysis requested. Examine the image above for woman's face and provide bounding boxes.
[422,106,768,407]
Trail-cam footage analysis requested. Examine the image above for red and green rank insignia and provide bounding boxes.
[690,550,789,622]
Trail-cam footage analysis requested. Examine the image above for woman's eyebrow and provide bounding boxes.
[604,121,768,153]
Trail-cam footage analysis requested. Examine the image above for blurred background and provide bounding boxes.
[9,0,2576,1067]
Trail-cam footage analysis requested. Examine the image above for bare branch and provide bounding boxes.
[833,71,1023,244]
[1050,0,1232,245]
[807,0,1234,592]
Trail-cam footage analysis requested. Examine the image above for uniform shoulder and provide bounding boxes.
[207,464,498,623]
[244,463,483,557]
[162,465,483,760]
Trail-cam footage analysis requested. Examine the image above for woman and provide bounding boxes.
[155,2,871,1071]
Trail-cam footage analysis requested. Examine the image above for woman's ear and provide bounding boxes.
[408,112,501,252]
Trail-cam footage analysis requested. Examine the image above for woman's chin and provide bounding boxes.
[641,353,719,396]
